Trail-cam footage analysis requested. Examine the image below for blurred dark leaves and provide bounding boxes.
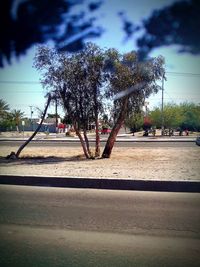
[0,0,199,67]
[135,0,200,58]
[0,0,103,67]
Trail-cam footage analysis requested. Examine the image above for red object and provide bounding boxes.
[58,123,65,129]
[101,128,111,134]
[143,117,151,126]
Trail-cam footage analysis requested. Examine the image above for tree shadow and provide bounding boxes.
[0,155,89,166]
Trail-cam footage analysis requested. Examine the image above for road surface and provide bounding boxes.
[0,185,199,267]
[0,140,196,148]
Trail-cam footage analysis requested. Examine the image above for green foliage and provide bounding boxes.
[47,113,60,118]
[0,100,25,132]
[0,99,9,118]
[34,43,106,128]
[10,109,25,126]
[149,102,200,131]
[0,117,15,131]
[125,112,144,132]
[105,51,165,125]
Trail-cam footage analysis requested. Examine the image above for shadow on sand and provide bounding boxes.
[0,155,91,166]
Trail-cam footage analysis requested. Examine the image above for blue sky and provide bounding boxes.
[0,0,200,118]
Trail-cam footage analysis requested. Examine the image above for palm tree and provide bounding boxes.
[0,99,9,119]
[10,109,25,132]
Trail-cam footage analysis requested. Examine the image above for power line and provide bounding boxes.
[0,71,200,85]
[0,80,40,84]
[166,71,200,77]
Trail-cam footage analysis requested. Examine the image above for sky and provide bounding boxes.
[0,0,200,119]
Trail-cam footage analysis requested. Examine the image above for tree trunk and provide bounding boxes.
[74,124,90,159]
[15,94,51,158]
[93,85,100,157]
[95,117,100,157]
[102,98,128,158]
[83,129,92,157]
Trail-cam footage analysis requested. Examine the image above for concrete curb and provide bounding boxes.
[0,175,200,193]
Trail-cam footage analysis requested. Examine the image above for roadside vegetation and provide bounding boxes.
[149,102,200,132]
[0,99,25,132]
[125,102,200,133]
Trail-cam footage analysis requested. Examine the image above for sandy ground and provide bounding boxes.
[0,143,200,181]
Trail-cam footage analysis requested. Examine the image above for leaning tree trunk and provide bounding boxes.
[95,115,100,157]
[74,124,90,159]
[83,128,92,157]
[102,98,128,158]
[14,94,51,158]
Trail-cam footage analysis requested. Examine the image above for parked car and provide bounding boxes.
[196,136,200,146]
[101,127,111,134]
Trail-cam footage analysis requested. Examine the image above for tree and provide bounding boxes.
[102,51,165,158]
[0,99,16,131]
[7,94,52,159]
[179,102,200,131]
[15,95,51,158]
[10,109,25,132]
[78,43,106,156]
[150,103,181,129]
[149,102,200,131]
[0,99,9,118]
[47,113,60,119]
[34,43,106,159]
[125,112,144,133]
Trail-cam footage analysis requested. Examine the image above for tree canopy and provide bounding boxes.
[102,50,165,157]
[34,43,106,158]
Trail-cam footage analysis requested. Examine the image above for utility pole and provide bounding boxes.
[29,106,33,131]
[161,75,164,135]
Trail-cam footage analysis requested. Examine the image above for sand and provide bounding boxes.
[0,143,199,181]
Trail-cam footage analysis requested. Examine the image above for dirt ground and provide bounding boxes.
[0,144,200,181]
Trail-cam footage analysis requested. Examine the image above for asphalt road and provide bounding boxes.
[0,185,200,267]
[0,140,196,148]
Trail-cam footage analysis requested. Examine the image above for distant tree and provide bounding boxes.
[0,0,102,67]
[10,109,25,132]
[179,102,200,131]
[149,102,200,131]
[0,99,10,118]
[150,103,182,129]
[47,113,60,119]
[125,112,144,133]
